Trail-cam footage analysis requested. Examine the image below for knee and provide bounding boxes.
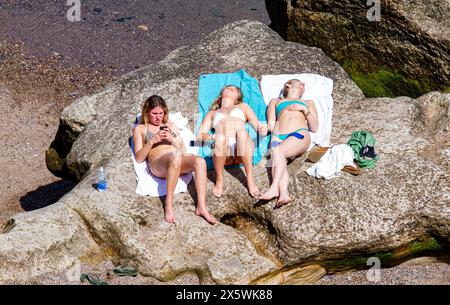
[193,156,206,170]
[169,154,181,169]
[214,134,227,155]
[271,148,284,161]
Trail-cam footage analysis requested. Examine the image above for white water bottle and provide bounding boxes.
[97,167,107,192]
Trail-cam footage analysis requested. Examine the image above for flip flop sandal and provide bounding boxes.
[342,163,361,175]
[113,265,139,277]
[80,273,108,285]
[1,218,16,234]
[307,146,330,163]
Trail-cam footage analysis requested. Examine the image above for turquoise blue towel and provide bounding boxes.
[195,69,270,170]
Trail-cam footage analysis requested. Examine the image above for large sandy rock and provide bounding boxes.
[265,0,450,94]
[1,21,448,284]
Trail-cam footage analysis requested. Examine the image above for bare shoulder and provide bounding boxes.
[239,103,251,110]
[304,99,315,107]
[269,98,280,106]
[134,124,145,133]
[269,97,280,103]
[203,110,215,118]
[133,124,145,139]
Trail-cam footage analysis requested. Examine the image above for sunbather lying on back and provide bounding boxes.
[196,85,268,198]
[259,79,319,207]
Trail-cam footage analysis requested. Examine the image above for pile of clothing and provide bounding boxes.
[306,130,379,180]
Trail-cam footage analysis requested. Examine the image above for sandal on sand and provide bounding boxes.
[80,273,108,285]
[342,163,361,175]
[307,146,330,163]
[113,265,139,277]
[1,218,16,234]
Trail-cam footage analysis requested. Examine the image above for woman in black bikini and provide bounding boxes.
[133,95,217,224]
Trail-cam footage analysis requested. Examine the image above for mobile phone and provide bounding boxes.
[159,125,168,131]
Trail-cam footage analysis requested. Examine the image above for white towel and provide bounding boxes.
[305,144,355,179]
[260,74,334,150]
[131,112,198,197]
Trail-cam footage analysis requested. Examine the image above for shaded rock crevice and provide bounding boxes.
[63,203,118,260]
[220,213,283,266]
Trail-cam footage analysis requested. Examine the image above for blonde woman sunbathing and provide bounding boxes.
[259,79,319,207]
[133,95,217,224]
[197,85,267,198]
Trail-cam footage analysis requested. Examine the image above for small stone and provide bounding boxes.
[137,25,148,31]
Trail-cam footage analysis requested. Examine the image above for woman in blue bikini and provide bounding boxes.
[258,79,319,207]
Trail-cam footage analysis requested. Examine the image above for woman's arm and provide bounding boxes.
[304,100,319,133]
[166,123,185,153]
[242,104,261,132]
[133,126,154,164]
[196,111,215,142]
[266,98,278,132]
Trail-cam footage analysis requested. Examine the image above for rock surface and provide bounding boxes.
[1,21,449,284]
[265,0,450,92]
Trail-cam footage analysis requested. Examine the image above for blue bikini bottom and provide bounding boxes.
[270,128,309,149]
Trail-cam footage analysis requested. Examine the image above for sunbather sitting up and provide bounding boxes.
[133,95,217,224]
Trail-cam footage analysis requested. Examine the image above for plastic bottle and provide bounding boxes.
[97,167,107,192]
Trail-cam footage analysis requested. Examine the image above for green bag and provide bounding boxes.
[347,131,379,169]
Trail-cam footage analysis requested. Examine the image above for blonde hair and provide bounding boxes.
[140,95,169,124]
[209,85,243,111]
[282,79,302,98]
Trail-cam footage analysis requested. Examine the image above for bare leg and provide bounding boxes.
[150,152,182,223]
[259,136,310,203]
[164,153,182,223]
[236,129,259,197]
[259,147,285,200]
[181,156,217,225]
[277,170,292,206]
[212,133,227,197]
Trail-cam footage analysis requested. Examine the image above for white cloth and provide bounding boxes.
[305,144,355,179]
[131,112,198,197]
[260,73,334,150]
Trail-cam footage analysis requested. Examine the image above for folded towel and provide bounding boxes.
[195,69,270,169]
[305,144,355,179]
[130,112,196,197]
[260,73,334,151]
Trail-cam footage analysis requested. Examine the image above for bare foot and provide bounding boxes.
[275,192,292,208]
[164,204,175,223]
[195,208,218,225]
[213,181,223,198]
[258,187,279,201]
[247,180,260,198]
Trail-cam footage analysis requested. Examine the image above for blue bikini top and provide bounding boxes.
[275,100,308,117]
